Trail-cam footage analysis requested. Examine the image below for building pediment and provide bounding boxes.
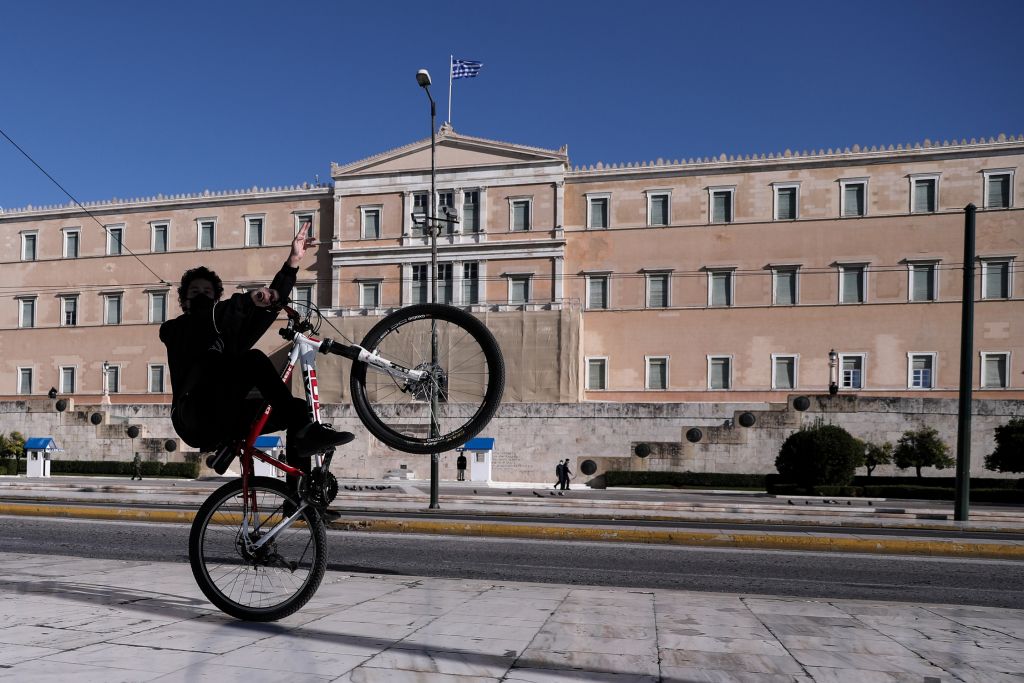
[332,125,568,178]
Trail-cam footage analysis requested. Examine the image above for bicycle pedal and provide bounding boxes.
[205,446,235,475]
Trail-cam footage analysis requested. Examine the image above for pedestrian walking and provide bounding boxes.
[131,452,143,480]
[554,460,564,488]
[561,459,573,490]
[456,453,467,481]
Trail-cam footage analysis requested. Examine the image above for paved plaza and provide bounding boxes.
[2,551,1023,682]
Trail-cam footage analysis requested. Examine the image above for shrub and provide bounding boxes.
[603,471,766,489]
[985,417,1024,474]
[775,421,860,489]
[893,427,954,478]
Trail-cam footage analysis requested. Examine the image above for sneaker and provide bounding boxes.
[290,423,355,459]
[205,446,235,475]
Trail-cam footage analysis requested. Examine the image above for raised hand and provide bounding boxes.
[288,219,317,267]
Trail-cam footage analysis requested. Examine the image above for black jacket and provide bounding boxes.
[159,263,297,405]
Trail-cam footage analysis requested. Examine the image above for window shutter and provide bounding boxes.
[988,175,1009,208]
[777,188,795,219]
[651,195,667,225]
[912,266,934,301]
[775,358,794,389]
[588,278,607,308]
[844,184,864,216]
[776,270,795,304]
[843,268,863,303]
[514,202,529,230]
[711,358,729,389]
[648,275,666,307]
[985,262,1008,298]
[648,360,666,389]
[712,272,730,306]
[984,356,1006,387]
[915,180,935,212]
[588,360,605,389]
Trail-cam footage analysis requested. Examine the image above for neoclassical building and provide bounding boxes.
[2,128,1021,409]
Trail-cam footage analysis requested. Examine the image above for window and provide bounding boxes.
[586,358,608,390]
[198,220,215,250]
[106,225,124,255]
[509,275,531,305]
[708,270,734,307]
[981,259,1011,299]
[772,355,797,390]
[981,352,1009,389]
[151,222,168,253]
[646,272,670,308]
[411,192,429,236]
[60,366,76,394]
[773,267,798,305]
[839,264,866,304]
[911,175,938,213]
[149,365,166,393]
[246,216,264,246]
[648,192,670,227]
[909,262,937,302]
[149,292,168,323]
[586,275,609,310]
[646,357,668,390]
[295,212,315,240]
[708,356,731,390]
[18,297,36,328]
[709,187,734,224]
[511,199,531,231]
[361,206,381,239]
[18,368,32,395]
[106,365,121,393]
[359,281,381,308]
[587,194,609,229]
[61,296,78,326]
[840,354,864,389]
[909,353,935,389]
[64,229,80,258]
[463,191,480,232]
[438,191,455,234]
[21,232,37,261]
[840,179,867,217]
[104,294,122,325]
[293,285,313,310]
[462,263,480,304]
[984,170,1013,209]
[773,184,799,220]
[411,264,429,304]
[437,263,453,304]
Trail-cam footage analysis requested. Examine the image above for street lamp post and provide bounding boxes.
[101,360,111,405]
[417,69,441,510]
[828,349,838,396]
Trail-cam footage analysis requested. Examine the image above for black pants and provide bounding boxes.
[172,349,309,454]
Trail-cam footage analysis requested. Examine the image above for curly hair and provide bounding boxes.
[177,266,224,310]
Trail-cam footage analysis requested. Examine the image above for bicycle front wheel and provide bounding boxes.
[189,477,327,621]
[350,303,504,454]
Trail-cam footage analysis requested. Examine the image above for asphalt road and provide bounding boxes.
[4,515,1023,609]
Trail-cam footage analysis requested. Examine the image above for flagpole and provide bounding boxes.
[447,55,453,125]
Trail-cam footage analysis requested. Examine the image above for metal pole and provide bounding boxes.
[954,204,976,521]
[428,92,440,510]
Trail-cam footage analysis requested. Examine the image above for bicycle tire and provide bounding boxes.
[189,477,327,622]
[350,303,504,454]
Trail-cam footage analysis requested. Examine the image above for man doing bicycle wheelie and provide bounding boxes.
[159,221,353,482]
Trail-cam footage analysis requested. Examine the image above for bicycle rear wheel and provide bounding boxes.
[350,303,504,454]
[189,477,327,621]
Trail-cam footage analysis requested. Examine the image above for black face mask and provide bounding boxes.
[188,295,214,314]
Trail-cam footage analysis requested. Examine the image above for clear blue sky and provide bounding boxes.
[2,0,1021,209]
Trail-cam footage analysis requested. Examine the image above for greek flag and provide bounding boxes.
[451,59,483,79]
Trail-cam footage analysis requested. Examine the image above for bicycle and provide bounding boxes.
[188,301,504,621]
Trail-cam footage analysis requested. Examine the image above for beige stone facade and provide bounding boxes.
[1,129,1021,416]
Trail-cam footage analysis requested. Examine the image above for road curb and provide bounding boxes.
[6,501,1022,560]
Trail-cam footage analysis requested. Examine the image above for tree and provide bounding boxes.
[984,417,1024,474]
[1,432,26,472]
[893,427,954,478]
[776,420,860,490]
[861,441,893,477]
